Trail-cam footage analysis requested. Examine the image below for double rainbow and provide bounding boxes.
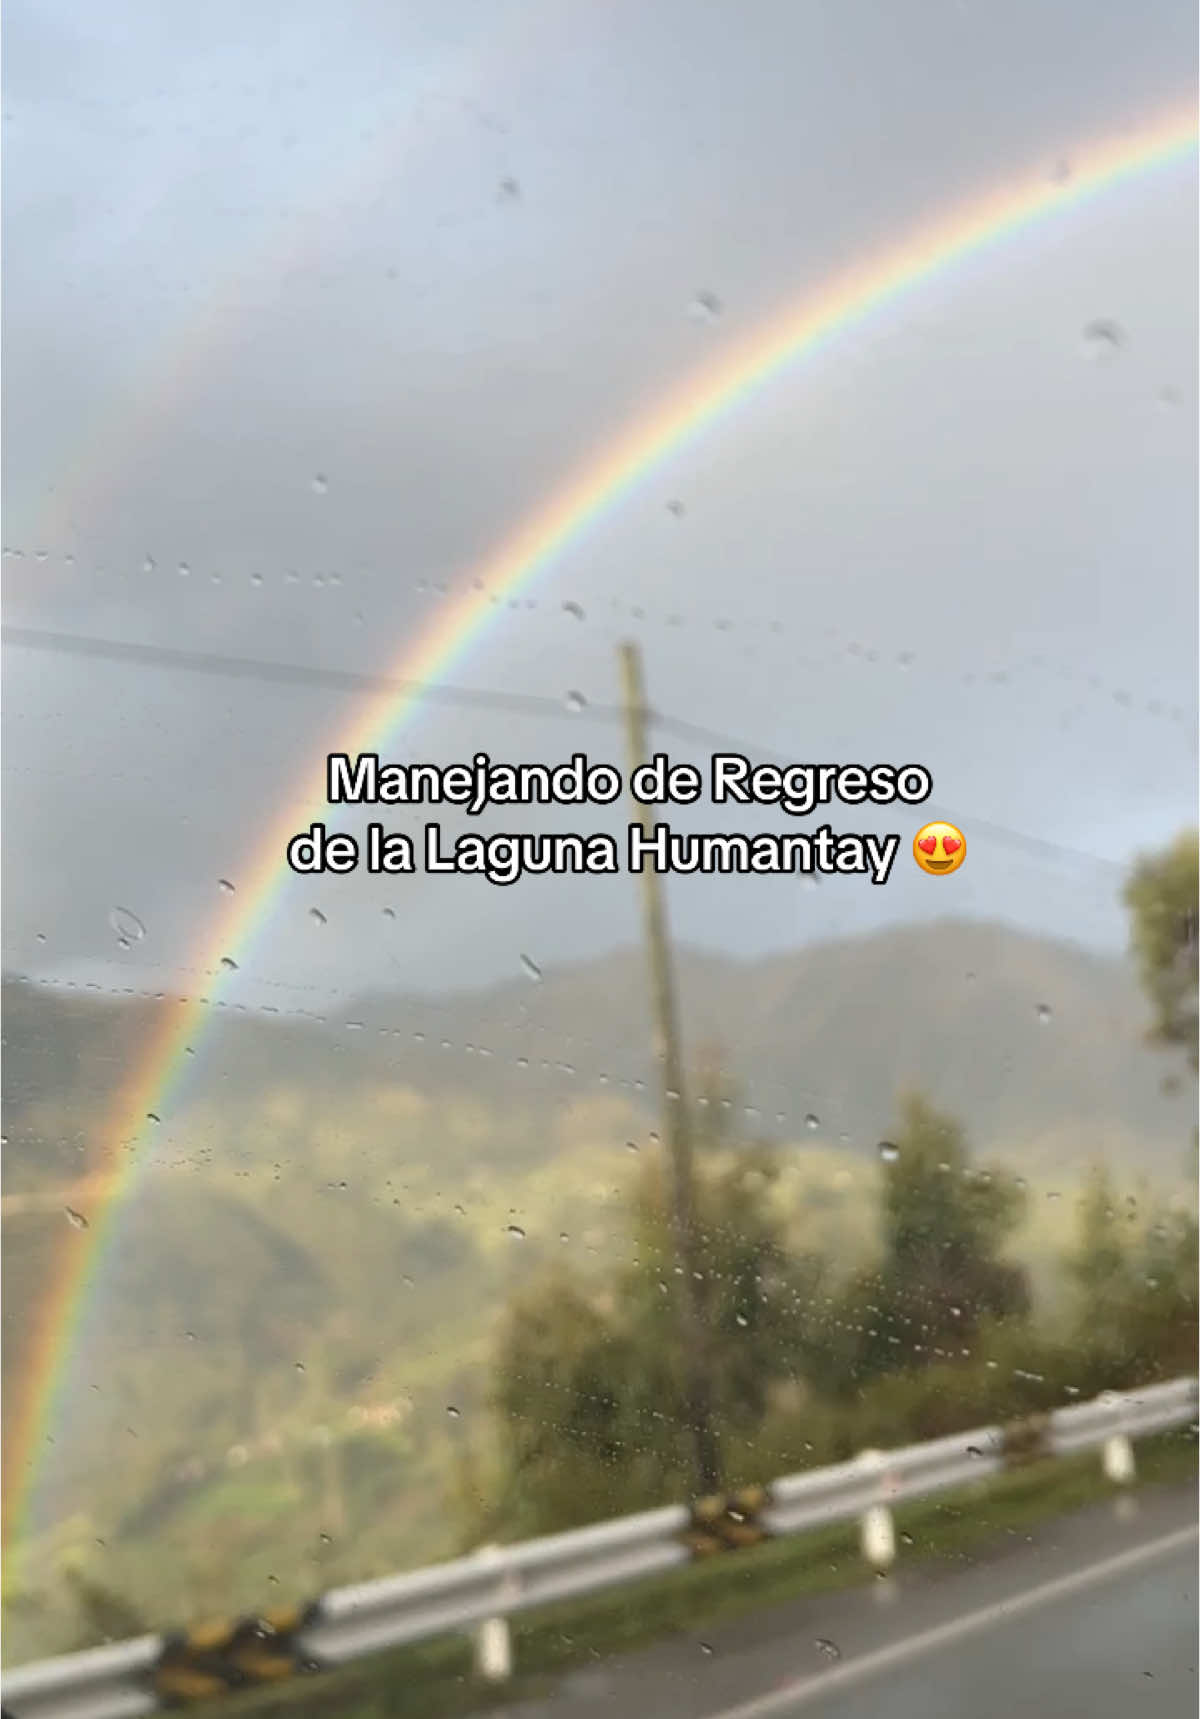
[6,106,1195,1555]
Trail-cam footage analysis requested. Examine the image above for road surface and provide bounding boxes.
[492,1482,1197,1718]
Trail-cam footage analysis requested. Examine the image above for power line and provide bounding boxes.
[0,626,628,728]
[4,624,1129,875]
[653,712,1126,875]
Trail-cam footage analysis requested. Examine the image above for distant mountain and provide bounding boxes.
[3,918,1193,1192]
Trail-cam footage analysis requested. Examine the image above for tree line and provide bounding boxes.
[465,829,1198,1542]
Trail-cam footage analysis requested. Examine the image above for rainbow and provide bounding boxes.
[6,107,1196,1558]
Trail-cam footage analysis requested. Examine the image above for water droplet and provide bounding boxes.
[564,690,587,712]
[520,953,543,981]
[1035,1002,1052,1024]
[1081,320,1124,363]
[814,1638,842,1662]
[250,572,264,587]
[108,906,146,944]
[177,562,191,578]
[142,555,156,573]
[878,1141,900,1164]
[666,498,686,517]
[294,1360,305,1372]
[698,1642,714,1657]
[805,1113,820,1132]
[309,907,328,926]
[688,290,723,323]
[318,1531,332,1544]
[506,1224,526,1240]
[220,956,239,972]
[311,474,329,494]
[446,1404,461,1418]
[382,906,396,920]
[499,176,520,200]
[64,1207,89,1230]
[625,1140,640,1154]
[146,1111,161,1125]
[966,1444,984,1459]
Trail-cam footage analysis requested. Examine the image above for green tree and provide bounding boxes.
[808,1094,1029,1398]
[1123,828,1198,1072]
[483,1094,826,1536]
[1065,1166,1198,1391]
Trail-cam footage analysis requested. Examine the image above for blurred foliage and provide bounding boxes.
[799,1093,1028,1401]
[1123,827,1199,1072]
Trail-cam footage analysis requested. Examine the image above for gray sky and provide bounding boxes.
[3,0,1197,1003]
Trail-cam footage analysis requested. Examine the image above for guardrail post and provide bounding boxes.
[472,1545,516,1683]
[1097,1392,1137,1484]
[856,1449,898,1570]
[1103,1432,1136,1483]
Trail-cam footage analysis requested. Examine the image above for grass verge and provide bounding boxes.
[223,1429,1197,1719]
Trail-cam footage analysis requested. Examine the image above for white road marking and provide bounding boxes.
[708,1523,1199,1719]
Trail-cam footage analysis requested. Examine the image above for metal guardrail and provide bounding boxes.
[4,1377,1195,1719]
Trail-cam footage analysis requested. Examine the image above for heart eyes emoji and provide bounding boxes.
[913,823,966,875]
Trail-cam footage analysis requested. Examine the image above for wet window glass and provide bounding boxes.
[3,4,1197,1717]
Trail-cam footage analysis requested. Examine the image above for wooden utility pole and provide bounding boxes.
[618,639,721,1496]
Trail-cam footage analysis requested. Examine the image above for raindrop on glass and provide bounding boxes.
[382,906,396,920]
[1081,320,1124,363]
[804,1113,820,1132]
[878,1141,900,1164]
[564,690,587,712]
[520,953,543,981]
[506,1224,526,1241]
[109,906,146,944]
[446,1404,461,1418]
[309,907,328,927]
[562,600,585,621]
[814,1638,842,1662]
[1035,1002,1052,1024]
[219,956,239,973]
[666,499,686,518]
[218,878,236,895]
[64,1207,89,1231]
[688,290,723,323]
[311,474,329,494]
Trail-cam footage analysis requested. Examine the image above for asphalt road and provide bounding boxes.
[495,1483,1198,1719]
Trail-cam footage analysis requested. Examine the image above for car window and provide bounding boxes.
[3,4,1197,1717]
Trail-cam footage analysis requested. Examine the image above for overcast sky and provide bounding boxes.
[3,0,1197,1006]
